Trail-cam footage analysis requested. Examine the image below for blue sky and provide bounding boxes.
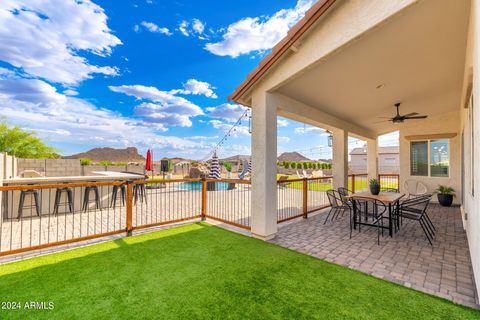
[0,0,398,160]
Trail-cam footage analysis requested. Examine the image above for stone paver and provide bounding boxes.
[271,204,479,308]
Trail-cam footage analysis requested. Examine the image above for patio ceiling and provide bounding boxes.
[275,0,470,135]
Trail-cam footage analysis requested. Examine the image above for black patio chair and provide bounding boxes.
[398,194,434,245]
[324,189,350,224]
[350,197,387,244]
[337,187,353,203]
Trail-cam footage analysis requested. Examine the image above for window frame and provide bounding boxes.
[410,139,450,178]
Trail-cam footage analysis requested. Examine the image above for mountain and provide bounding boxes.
[65,147,145,163]
[277,152,311,162]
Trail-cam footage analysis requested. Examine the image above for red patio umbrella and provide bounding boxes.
[145,149,153,173]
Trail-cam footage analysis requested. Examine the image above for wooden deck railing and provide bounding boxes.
[0,173,399,257]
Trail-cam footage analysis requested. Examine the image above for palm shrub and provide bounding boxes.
[223,161,233,172]
[435,185,455,195]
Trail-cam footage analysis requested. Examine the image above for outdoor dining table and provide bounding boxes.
[346,191,405,237]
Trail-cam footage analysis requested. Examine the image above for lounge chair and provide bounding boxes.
[403,179,428,198]
[238,160,249,179]
[277,175,291,188]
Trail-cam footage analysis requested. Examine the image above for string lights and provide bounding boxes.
[202,108,251,161]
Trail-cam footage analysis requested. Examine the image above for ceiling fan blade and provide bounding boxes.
[404,115,427,120]
[402,112,418,117]
[373,119,392,124]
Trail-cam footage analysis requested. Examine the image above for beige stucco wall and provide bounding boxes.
[399,111,461,203]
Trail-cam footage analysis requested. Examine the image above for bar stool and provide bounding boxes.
[17,189,41,219]
[83,185,100,212]
[53,187,74,215]
[134,184,147,204]
[111,184,126,207]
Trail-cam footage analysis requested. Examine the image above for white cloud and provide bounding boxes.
[178,20,190,36]
[294,126,325,134]
[277,119,289,127]
[192,19,205,34]
[109,84,204,128]
[138,21,172,35]
[0,75,66,104]
[206,103,247,122]
[0,0,122,85]
[170,79,217,98]
[0,77,213,158]
[209,120,250,137]
[63,89,79,96]
[178,19,208,39]
[205,0,314,57]
[278,136,290,143]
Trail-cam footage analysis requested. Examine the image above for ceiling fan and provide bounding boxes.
[377,103,428,124]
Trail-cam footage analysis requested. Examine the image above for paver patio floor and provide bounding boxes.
[270,204,478,308]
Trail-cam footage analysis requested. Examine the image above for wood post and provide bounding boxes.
[351,174,355,193]
[201,178,207,220]
[302,178,308,219]
[126,182,133,236]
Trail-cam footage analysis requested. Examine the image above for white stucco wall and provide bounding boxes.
[461,0,480,301]
[399,111,461,203]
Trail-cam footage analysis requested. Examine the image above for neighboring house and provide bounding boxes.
[219,155,250,172]
[350,146,399,174]
[230,0,479,298]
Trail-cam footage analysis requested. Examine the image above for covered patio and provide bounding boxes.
[230,0,478,308]
[272,204,476,307]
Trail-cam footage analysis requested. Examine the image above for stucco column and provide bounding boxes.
[332,128,348,189]
[251,92,278,240]
[367,137,379,181]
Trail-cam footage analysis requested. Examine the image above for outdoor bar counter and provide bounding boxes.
[2,171,145,219]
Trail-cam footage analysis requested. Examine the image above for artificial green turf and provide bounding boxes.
[0,223,478,319]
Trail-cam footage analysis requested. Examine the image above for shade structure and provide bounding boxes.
[145,149,153,171]
[208,152,221,179]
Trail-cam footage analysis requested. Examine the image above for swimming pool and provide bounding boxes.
[176,181,231,191]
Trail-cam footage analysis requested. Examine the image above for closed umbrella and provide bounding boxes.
[145,149,153,178]
[208,152,221,180]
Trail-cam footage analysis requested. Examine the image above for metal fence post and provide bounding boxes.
[201,178,207,221]
[126,182,133,236]
[303,178,308,219]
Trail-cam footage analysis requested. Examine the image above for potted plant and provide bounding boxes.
[369,178,381,195]
[223,161,233,179]
[435,185,455,207]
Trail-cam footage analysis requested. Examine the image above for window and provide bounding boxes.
[410,140,450,177]
[411,141,428,176]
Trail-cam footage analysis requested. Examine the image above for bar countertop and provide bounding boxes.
[2,171,145,185]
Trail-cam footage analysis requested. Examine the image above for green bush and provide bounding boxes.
[98,160,113,166]
[296,163,302,169]
[79,158,92,166]
[303,162,308,169]
[0,120,58,158]
[223,161,233,172]
[284,162,290,169]
[115,162,128,166]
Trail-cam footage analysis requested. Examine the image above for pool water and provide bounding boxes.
[176,181,231,191]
